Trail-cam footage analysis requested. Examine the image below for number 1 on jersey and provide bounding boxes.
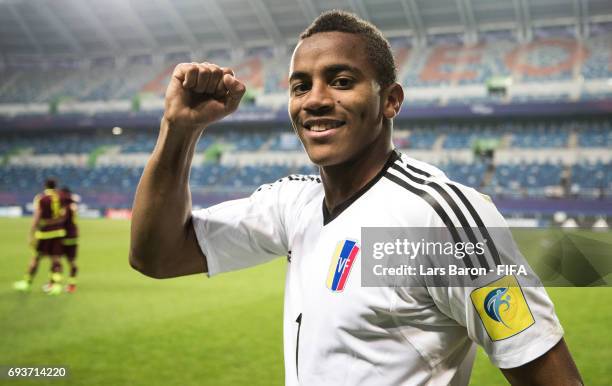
[296,313,302,378]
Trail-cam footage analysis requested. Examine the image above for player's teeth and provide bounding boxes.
[309,122,342,131]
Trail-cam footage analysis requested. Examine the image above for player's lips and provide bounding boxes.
[302,118,346,132]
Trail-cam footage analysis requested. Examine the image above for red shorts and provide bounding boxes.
[36,238,64,256]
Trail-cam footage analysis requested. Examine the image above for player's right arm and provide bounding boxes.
[130,62,246,279]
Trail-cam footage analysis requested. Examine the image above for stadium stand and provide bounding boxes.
[1,33,611,110]
[440,161,487,187]
[571,161,612,197]
[1,118,610,212]
[441,125,503,149]
[510,124,569,148]
[578,121,612,147]
[0,13,610,220]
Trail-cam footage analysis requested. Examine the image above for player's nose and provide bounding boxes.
[303,82,333,115]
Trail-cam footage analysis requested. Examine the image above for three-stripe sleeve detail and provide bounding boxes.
[446,183,502,266]
[384,157,503,275]
[400,160,502,266]
[383,171,476,272]
[389,163,490,271]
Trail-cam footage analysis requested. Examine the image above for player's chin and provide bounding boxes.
[304,144,345,167]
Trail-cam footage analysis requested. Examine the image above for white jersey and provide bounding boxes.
[192,151,563,386]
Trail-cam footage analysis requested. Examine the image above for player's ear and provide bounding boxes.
[382,82,404,120]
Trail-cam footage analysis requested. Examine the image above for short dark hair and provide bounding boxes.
[300,10,396,87]
[45,179,57,189]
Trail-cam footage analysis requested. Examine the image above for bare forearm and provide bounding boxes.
[501,339,583,386]
[130,117,203,277]
[130,61,245,278]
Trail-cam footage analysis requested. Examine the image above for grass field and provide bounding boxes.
[0,218,610,385]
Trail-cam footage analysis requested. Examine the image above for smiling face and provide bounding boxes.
[289,31,396,167]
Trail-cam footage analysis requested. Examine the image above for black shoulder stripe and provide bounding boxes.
[384,172,476,275]
[396,158,503,269]
[391,163,490,271]
[446,183,502,266]
[404,162,432,178]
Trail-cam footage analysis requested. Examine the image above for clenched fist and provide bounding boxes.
[164,62,246,130]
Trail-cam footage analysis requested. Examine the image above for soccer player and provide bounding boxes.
[60,186,79,293]
[130,11,583,386]
[14,178,65,295]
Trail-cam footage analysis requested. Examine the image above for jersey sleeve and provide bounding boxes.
[191,178,305,277]
[427,184,564,369]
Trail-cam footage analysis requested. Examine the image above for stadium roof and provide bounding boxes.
[1,0,611,58]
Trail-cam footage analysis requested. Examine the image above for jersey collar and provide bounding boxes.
[322,149,400,226]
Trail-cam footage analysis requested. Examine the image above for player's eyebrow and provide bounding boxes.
[289,71,308,83]
[289,64,364,83]
[323,64,363,78]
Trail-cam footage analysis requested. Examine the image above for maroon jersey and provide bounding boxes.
[34,189,66,239]
[60,191,79,239]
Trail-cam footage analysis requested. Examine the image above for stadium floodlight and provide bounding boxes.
[112,127,123,136]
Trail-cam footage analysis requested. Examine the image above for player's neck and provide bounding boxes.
[320,139,394,213]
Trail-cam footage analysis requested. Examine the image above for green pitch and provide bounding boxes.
[0,218,609,385]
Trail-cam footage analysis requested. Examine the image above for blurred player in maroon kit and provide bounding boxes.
[13,178,65,295]
[60,186,79,293]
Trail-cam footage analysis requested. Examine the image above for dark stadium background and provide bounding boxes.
[0,0,610,385]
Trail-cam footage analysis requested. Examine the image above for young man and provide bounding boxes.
[14,179,65,295]
[130,11,583,386]
[60,187,79,293]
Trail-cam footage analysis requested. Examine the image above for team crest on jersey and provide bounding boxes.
[326,240,360,292]
[470,275,535,341]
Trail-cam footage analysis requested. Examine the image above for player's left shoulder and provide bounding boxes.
[391,152,505,225]
[391,151,470,194]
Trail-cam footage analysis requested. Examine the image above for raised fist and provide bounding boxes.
[164,62,246,130]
